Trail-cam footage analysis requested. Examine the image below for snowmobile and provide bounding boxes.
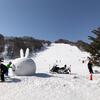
[50,65,71,74]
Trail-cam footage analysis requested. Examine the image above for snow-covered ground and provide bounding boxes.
[34,43,90,75]
[1,43,100,100]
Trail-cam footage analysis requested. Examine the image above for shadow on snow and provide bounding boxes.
[33,73,52,78]
[5,77,21,83]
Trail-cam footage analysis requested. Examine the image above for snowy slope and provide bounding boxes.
[1,43,100,100]
[34,43,90,75]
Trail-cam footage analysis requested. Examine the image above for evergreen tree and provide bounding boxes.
[0,34,5,52]
[88,27,100,65]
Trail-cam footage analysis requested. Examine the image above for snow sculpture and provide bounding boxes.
[12,48,36,76]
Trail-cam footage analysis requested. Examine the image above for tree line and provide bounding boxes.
[0,27,100,66]
[87,27,100,65]
[55,27,100,66]
[0,34,51,58]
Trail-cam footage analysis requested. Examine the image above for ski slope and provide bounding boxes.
[34,43,90,75]
[1,43,100,100]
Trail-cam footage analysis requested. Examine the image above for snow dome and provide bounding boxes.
[12,48,36,76]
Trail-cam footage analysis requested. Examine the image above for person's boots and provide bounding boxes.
[1,74,5,82]
[90,73,92,80]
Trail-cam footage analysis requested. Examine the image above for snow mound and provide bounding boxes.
[10,48,36,76]
[12,58,36,76]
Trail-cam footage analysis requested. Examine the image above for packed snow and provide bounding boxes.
[12,58,36,76]
[34,43,90,75]
[11,48,36,76]
[1,43,100,100]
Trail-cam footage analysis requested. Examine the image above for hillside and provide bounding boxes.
[1,43,100,100]
[34,43,90,75]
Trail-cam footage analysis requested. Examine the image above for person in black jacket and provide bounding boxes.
[0,58,8,82]
[87,60,93,74]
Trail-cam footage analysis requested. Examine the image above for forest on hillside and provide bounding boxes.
[0,26,100,66]
[0,34,51,58]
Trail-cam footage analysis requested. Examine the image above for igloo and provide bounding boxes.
[12,48,36,76]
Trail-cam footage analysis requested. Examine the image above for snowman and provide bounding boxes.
[12,48,36,76]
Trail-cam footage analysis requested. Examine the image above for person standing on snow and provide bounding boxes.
[0,58,7,82]
[5,62,12,76]
[87,60,93,74]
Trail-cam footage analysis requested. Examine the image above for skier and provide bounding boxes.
[5,62,12,76]
[0,58,7,82]
[87,60,93,74]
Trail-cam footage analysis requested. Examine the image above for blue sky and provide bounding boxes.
[0,0,100,42]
